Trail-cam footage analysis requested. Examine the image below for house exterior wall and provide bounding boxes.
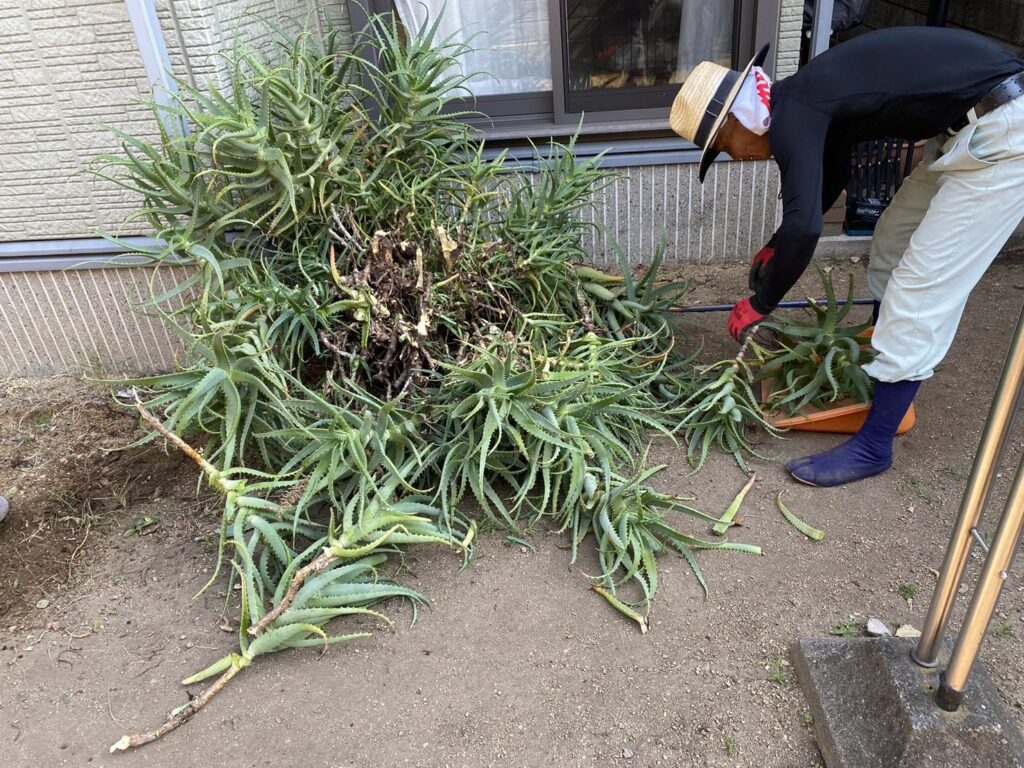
[0,0,784,248]
[0,0,798,380]
[775,0,805,78]
[0,0,349,245]
[0,0,159,240]
[0,0,355,379]
[154,0,353,94]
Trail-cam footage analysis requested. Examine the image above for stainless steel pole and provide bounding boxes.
[936,454,1024,711]
[912,303,1024,667]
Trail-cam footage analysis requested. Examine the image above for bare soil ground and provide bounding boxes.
[0,380,198,623]
[2,258,1024,768]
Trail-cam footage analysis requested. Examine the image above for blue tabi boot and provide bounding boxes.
[786,379,921,487]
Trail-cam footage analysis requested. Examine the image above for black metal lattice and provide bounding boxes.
[844,137,917,235]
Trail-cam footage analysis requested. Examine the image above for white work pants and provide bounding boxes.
[864,96,1024,382]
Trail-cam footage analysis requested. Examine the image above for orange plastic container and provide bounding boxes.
[761,379,917,434]
[759,328,917,435]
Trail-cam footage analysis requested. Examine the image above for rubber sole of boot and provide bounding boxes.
[787,464,889,488]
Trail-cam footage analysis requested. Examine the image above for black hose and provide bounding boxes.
[673,298,875,314]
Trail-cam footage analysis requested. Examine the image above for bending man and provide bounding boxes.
[670,27,1024,487]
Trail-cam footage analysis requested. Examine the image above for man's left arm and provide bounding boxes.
[820,133,852,216]
[754,106,831,312]
[729,103,832,340]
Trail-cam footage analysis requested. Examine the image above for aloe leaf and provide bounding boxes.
[592,585,648,634]
[777,492,826,541]
[712,474,757,536]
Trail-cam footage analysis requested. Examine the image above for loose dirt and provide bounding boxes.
[1,258,1023,768]
[0,380,198,623]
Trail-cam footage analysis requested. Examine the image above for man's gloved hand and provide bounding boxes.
[748,246,775,292]
[728,297,767,341]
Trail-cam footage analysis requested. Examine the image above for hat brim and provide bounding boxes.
[698,43,770,183]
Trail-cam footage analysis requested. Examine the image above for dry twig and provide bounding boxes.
[247,549,334,636]
[109,663,242,752]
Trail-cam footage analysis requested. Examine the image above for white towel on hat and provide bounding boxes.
[729,66,773,135]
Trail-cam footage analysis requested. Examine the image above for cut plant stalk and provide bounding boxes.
[712,473,757,536]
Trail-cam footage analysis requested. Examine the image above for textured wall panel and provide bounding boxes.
[0,266,192,379]
[775,0,804,78]
[579,160,781,267]
[0,0,159,240]
[155,0,352,93]
[0,0,353,246]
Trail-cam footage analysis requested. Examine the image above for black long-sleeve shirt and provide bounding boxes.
[752,27,1024,314]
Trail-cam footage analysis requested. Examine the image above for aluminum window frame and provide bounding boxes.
[347,0,778,145]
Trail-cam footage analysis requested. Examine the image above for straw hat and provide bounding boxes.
[670,44,770,182]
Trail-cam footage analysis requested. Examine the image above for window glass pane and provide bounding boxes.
[564,0,734,92]
[394,1,552,96]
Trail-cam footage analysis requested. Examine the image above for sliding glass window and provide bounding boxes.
[354,0,764,133]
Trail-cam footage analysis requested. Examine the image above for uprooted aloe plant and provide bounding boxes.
[677,339,781,473]
[583,462,761,627]
[756,268,875,414]
[97,14,774,750]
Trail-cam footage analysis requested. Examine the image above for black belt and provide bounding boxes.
[948,71,1024,134]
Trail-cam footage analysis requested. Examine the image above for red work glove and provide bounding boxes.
[728,297,767,341]
[748,246,776,292]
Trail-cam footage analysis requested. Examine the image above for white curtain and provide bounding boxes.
[675,0,734,80]
[394,1,552,96]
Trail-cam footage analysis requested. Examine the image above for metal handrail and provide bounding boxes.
[912,301,1024,711]
[937,454,1024,710]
